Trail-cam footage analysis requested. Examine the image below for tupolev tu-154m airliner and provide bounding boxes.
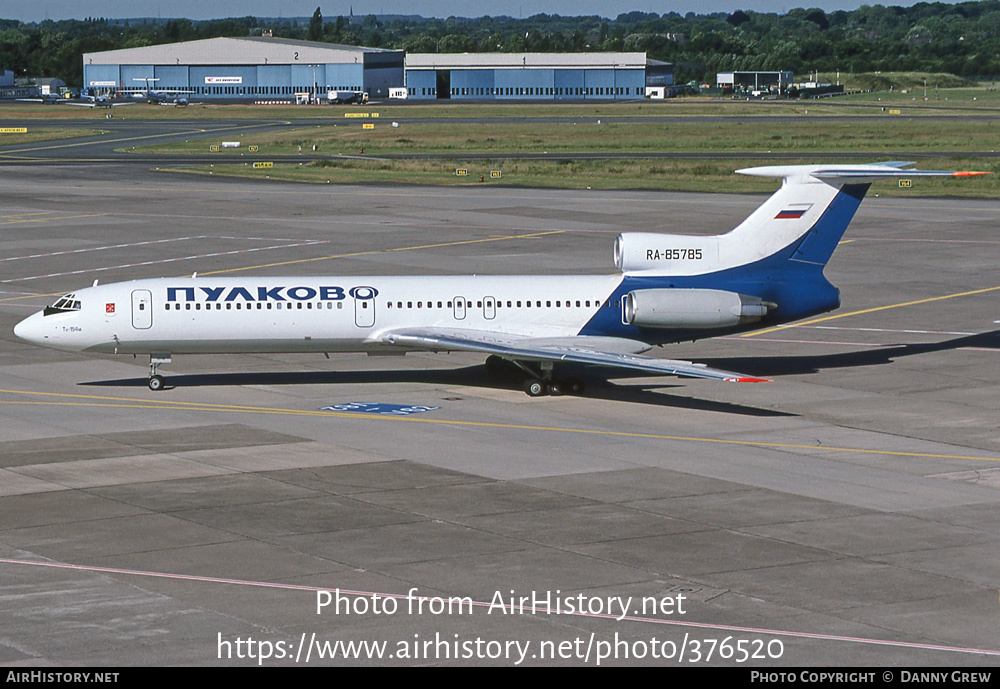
[14,162,986,396]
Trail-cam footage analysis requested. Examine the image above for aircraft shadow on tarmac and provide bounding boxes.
[699,329,1000,377]
[79,331,999,416]
[79,364,789,417]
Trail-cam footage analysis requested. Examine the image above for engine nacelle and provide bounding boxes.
[614,232,719,273]
[624,288,770,329]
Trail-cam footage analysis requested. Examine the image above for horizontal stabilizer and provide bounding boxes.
[736,162,989,186]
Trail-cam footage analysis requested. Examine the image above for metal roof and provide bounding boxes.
[405,52,648,70]
[84,37,400,66]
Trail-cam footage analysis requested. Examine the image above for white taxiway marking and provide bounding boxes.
[1,240,328,283]
[1,557,997,658]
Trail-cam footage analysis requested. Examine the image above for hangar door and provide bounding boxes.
[436,70,451,99]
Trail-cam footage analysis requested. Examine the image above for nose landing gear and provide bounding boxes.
[147,354,171,391]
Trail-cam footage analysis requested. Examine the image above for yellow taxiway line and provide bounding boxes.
[743,285,1000,338]
[0,388,996,463]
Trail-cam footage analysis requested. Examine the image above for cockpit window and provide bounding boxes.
[43,294,82,316]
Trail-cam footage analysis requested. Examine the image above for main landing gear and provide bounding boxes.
[521,377,585,397]
[147,354,171,391]
[491,357,585,397]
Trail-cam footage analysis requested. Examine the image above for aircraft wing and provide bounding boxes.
[64,100,134,107]
[382,327,769,382]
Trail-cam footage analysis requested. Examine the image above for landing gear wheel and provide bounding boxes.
[566,378,585,395]
[546,381,564,396]
[523,379,546,397]
[148,375,165,391]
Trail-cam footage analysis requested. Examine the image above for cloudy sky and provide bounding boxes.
[0,0,964,23]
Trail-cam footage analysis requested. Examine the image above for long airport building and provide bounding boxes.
[82,37,672,101]
[83,37,405,100]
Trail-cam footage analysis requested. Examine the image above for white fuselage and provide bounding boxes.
[14,275,627,355]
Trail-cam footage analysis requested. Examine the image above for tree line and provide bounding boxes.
[2,2,999,88]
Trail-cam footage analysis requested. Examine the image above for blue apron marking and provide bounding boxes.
[320,402,440,415]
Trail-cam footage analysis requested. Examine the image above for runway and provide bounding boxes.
[1,164,998,666]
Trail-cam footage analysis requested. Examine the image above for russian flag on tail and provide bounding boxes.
[775,203,812,219]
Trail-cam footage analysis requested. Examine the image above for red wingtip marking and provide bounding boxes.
[725,377,773,383]
[951,171,991,177]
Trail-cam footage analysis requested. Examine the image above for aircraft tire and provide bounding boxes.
[148,375,165,391]
[523,379,546,397]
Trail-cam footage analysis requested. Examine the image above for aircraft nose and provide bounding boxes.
[14,311,44,344]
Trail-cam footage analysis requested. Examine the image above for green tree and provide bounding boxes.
[307,7,323,41]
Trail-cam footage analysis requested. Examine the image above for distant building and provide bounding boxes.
[32,77,66,95]
[404,52,669,100]
[82,37,403,100]
[0,69,39,99]
[717,70,793,95]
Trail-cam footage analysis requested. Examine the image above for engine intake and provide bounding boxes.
[614,233,719,273]
[624,288,770,329]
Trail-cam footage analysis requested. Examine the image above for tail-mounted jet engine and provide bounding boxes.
[623,288,771,329]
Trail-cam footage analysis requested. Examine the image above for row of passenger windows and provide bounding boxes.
[165,299,621,312]
[387,299,613,309]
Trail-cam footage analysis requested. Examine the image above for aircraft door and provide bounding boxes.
[352,286,377,327]
[453,296,466,320]
[483,296,496,320]
[131,289,152,329]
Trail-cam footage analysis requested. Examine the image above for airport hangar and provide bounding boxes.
[82,38,672,101]
[81,36,405,100]
[403,52,672,100]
